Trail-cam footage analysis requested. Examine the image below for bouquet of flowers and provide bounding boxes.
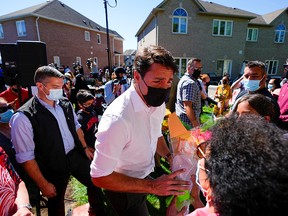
[168,113,212,214]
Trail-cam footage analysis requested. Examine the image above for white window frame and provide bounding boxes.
[174,57,190,77]
[0,24,4,39]
[212,19,233,37]
[85,31,90,41]
[274,24,286,43]
[265,60,278,75]
[246,28,258,41]
[93,57,98,65]
[216,59,232,76]
[16,20,26,37]
[97,34,101,44]
[172,8,188,34]
[53,56,60,67]
[76,57,82,65]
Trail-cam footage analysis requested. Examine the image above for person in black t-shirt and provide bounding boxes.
[76,90,98,149]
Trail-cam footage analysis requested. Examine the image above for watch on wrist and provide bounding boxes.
[18,203,32,210]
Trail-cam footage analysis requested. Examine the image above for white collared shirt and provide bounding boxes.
[90,84,165,179]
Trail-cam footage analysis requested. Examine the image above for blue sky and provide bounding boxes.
[1,0,287,50]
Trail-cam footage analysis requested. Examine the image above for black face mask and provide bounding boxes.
[84,105,94,113]
[11,88,18,93]
[192,70,201,79]
[222,80,227,84]
[141,78,170,107]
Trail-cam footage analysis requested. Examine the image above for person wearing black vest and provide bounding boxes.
[10,66,106,216]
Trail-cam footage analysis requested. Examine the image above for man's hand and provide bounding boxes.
[39,182,57,198]
[151,169,191,196]
[85,147,94,160]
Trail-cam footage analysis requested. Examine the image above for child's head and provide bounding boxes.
[76,90,95,111]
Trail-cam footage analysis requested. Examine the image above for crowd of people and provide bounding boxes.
[0,45,288,216]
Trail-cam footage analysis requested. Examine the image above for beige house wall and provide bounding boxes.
[136,0,288,79]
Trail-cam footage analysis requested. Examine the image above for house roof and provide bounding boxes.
[0,0,124,39]
[262,7,288,24]
[198,0,257,18]
[136,0,286,36]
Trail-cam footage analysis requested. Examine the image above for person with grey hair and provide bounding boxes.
[10,66,106,216]
[175,58,202,129]
[90,45,190,215]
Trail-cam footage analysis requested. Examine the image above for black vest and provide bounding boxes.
[18,97,83,180]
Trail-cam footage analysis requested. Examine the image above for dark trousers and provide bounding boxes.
[104,190,149,216]
[47,149,106,216]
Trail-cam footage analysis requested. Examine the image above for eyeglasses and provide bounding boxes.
[197,141,208,159]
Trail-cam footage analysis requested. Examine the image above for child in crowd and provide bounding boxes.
[76,90,98,149]
[94,86,106,116]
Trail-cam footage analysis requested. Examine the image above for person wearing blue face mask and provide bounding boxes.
[232,61,280,125]
[0,97,24,174]
[10,66,107,216]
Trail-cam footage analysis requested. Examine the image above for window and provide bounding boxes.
[265,60,278,75]
[97,34,101,44]
[53,56,60,67]
[0,24,4,39]
[172,8,188,34]
[216,60,232,76]
[246,28,258,41]
[174,57,189,77]
[16,20,26,37]
[76,57,81,65]
[212,19,233,36]
[85,31,90,41]
[274,24,286,43]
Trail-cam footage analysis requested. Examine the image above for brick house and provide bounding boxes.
[136,0,288,80]
[0,0,124,76]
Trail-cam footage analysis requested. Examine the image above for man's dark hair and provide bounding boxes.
[76,89,94,104]
[246,60,266,74]
[134,45,178,78]
[34,66,64,83]
[205,114,288,216]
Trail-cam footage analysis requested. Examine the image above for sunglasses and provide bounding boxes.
[197,141,208,159]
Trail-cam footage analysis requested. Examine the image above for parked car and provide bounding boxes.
[206,72,222,85]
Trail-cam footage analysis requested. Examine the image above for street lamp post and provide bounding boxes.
[103,0,111,73]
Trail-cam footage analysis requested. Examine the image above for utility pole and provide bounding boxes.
[103,0,111,73]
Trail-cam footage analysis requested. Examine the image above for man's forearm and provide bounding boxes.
[185,106,199,127]
[22,159,49,189]
[92,172,152,193]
